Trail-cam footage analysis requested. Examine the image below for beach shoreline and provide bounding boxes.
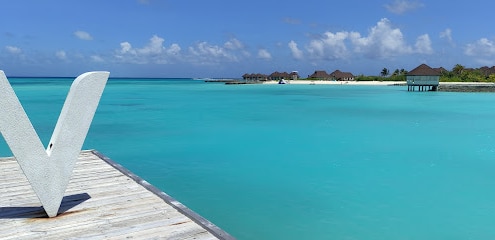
[259,80,495,92]
[262,80,405,85]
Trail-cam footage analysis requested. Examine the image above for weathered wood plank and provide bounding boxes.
[0,150,234,239]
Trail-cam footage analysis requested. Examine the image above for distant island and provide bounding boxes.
[234,64,495,92]
[241,64,495,83]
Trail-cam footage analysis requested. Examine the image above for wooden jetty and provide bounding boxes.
[225,81,261,85]
[204,79,238,83]
[0,150,234,239]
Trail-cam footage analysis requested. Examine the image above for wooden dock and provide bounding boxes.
[0,150,234,239]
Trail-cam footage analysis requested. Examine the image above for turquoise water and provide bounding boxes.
[3,78,495,239]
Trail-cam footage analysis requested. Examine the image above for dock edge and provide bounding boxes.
[90,149,235,240]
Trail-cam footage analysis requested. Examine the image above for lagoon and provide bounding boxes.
[2,78,495,239]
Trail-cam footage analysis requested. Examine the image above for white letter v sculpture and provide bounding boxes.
[0,71,109,217]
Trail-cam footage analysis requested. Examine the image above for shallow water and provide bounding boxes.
[2,78,495,239]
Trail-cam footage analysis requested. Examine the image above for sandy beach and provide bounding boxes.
[263,80,495,86]
[262,80,405,85]
[260,80,495,92]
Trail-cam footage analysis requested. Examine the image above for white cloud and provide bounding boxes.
[288,40,303,60]
[189,42,230,58]
[142,35,166,54]
[5,45,21,54]
[74,31,93,40]
[306,31,350,60]
[464,38,495,66]
[465,38,495,57]
[120,42,132,53]
[440,28,454,46]
[350,18,413,58]
[116,35,182,64]
[293,18,430,61]
[167,43,181,55]
[116,36,248,65]
[415,34,433,54]
[224,38,244,50]
[257,49,272,60]
[55,50,67,60]
[385,0,423,14]
[91,55,104,62]
[440,28,453,41]
[188,38,248,64]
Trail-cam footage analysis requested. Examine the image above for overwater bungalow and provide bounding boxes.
[406,64,441,91]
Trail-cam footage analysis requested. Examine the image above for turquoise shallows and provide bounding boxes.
[2,78,495,239]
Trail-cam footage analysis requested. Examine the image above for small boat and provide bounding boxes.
[278,79,288,84]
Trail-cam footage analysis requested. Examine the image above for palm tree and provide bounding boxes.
[452,64,465,75]
[392,69,400,76]
[380,68,389,77]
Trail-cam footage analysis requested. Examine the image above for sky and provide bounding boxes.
[1,0,495,78]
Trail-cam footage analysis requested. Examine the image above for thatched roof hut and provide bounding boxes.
[330,70,355,81]
[308,70,331,80]
[406,64,441,91]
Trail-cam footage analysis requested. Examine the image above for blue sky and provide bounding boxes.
[1,0,495,78]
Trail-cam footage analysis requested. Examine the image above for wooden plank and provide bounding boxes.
[0,150,234,240]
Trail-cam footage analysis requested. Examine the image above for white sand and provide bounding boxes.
[259,80,495,87]
[262,80,405,85]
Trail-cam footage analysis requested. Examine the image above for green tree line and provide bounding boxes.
[440,64,495,82]
[355,64,495,82]
[355,67,408,81]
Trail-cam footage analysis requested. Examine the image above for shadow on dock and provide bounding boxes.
[0,193,91,219]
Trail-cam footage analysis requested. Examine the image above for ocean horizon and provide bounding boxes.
[2,77,495,239]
